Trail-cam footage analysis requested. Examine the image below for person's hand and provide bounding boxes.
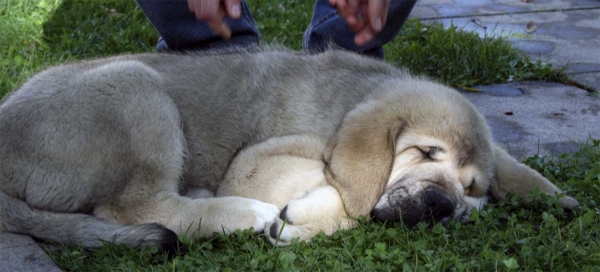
[187,0,242,39]
[329,0,390,46]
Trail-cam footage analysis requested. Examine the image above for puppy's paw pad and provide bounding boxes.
[263,186,348,246]
[266,219,295,246]
[269,222,281,240]
[278,205,291,223]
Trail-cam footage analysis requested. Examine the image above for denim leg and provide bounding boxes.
[136,0,260,51]
[303,0,417,59]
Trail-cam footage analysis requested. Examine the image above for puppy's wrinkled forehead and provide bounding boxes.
[407,114,493,170]
[392,130,492,197]
[393,86,493,170]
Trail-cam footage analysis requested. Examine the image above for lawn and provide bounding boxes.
[1,0,599,271]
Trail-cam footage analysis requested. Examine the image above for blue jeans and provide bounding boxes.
[136,0,416,59]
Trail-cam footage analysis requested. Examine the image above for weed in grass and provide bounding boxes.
[383,19,573,90]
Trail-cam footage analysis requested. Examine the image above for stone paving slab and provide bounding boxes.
[411,1,600,90]
[0,234,61,272]
[569,72,600,91]
[462,81,599,160]
[412,0,600,18]
[411,0,600,158]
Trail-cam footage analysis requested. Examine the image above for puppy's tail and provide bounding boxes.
[0,190,184,254]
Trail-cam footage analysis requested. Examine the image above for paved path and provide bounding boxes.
[411,0,600,159]
[0,234,61,272]
[1,1,599,271]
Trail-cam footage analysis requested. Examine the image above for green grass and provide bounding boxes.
[1,0,585,97]
[1,0,599,270]
[50,140,600,271]
[0,0,157,97]
[383,20,575,90]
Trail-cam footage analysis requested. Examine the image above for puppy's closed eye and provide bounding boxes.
[417,147,440,161]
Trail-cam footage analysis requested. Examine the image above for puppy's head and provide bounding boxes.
[371,133,492,227]
[325,79,578,227]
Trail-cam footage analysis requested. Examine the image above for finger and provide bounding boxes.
[354,25,376,46]
[188,0,195,13]
[224,0,241,19]
[201,1,223,34]
[196,0,218,20]
[209,8,232,39]
[367,0,384,32]
[331,0,349,19]
[218,22,232,40]
[217,6,232,39]
[334,0,347,13]
[194,0,205,20]
[350,3,367,33]
[381,0,390,27]
[202,4,229,39]
[344,0,363,31]
[346,16,361,32]
[347,0,360,18]
[333,0,359,31]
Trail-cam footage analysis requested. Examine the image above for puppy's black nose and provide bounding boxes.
[422,190,454,221]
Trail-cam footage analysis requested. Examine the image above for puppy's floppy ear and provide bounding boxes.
[490,144,579,208]
[323,100,404,218]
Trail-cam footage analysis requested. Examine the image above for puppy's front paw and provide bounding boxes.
[265,186,354,246]
[266,205,310,246]
[246,200,281,233]
[202,197,279,235]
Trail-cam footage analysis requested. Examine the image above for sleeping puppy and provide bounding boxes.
[216,72,579,245]
[0,49,578,252]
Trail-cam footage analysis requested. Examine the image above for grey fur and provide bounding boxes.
[0,49,578,250]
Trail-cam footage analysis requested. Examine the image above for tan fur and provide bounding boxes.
[491,145,579,208]
[323,99,404,219]
[0,49,578,250]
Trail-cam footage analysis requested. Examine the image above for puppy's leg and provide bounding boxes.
[265,186,356,246]
[490,145,579,208]
[113,193,279,237]
[72,61,280,238]
[1,60,191,251]
[217,135,328,208]
[185,188,215,199]
[217,135,355,244]
[0,191,181,253]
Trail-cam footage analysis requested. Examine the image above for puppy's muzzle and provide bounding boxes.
[422,189,454,222]
[371,186,457,227]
